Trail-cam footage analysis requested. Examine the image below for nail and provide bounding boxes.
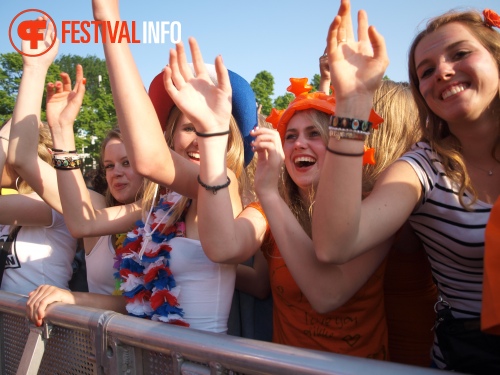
[82,78,87,85]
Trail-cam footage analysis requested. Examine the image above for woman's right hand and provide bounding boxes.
[252,127,284,202]
[26,285,76,326]
[45,65,86,145]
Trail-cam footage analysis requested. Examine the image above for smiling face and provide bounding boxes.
[103,138,143,204]
[172,113,200,164]
[283,111,327,194]
[414,22,500,127]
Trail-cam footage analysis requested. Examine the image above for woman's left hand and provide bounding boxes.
[163,37,232,135]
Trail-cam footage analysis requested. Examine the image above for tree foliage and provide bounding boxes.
[0,52,116,163]
[273,93,294,110]
[250,71,274,116]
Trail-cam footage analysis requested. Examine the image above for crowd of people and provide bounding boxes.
[0,0,499,373]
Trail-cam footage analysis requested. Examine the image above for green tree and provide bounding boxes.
[311,74,321,92]
[273,93,294,110]
[0,52,116,163]
[251,71,274,116]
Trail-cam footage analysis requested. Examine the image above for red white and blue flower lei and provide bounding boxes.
[113,190,189,327]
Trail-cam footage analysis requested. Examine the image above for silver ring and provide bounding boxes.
[338,38,347,43]
[321,53,327,57]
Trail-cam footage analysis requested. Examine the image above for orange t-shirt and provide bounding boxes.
[384,245,437,366]
[248,202,388,359]
[482,195,500,335]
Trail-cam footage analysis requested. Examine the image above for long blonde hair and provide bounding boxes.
[141,106,246,228]
[363,80,422,196]
[17,123,53,194]
[408,10,500,208]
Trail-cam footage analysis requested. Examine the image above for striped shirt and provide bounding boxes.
[400,142,491,368]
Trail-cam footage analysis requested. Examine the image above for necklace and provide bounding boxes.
[467,162,497,176]
[114,188,189,327]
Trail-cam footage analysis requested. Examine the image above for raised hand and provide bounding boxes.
[163,37,232,135]
[46,65,86,139]
[326,0,388,105]
[21,16,59,69]
[252,127,284,200]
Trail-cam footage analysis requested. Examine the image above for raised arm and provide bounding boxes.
[7,17,64,214]
[163,38,265,263]
[252,126,391,312]
[313,0,420,264]
[44,65,141,238]
[91,0,198,197]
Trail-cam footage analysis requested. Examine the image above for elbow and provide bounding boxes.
[314,245,350,265]
[65,222,92,239]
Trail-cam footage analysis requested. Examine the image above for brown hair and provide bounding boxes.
[408,9,500,208]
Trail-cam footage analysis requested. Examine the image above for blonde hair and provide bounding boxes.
[141,106,246,227]
[17,123,53,194]
[363,80,422,195]
[408,10,500,208]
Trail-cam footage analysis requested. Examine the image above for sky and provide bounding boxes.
[2,0,499,99]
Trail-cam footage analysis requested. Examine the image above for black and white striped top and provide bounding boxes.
[400,142,491,368]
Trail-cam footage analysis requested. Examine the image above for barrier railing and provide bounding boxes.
[0,291,444,375]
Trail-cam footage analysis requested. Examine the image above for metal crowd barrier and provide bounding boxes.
[0,291,444,375]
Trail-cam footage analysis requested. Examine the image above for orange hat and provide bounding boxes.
[266,78,336,143]
[266,78,382,165]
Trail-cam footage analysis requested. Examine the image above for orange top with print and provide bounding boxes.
[248,202,388,359]
[482,196,500,335]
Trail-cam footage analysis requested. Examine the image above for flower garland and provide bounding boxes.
[113,190,189,327]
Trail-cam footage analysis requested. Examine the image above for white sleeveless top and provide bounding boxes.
[86,235,116,295]
[168,237,236,333]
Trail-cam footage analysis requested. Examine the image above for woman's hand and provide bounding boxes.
[26,285,76,326]
[21,16,59,70]
[163,37,232,135]
[45,65,86,143]
[252,127,284,201]
[326,0,388,114]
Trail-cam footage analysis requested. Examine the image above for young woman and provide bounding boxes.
[312,1,500,372]
[1,19,76,296]
[157,33,422,358]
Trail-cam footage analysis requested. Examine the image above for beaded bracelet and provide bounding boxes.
[195,129,230,138]
[325,146,364,157]
[53,154,82,170]
[197,175,231,194]
[329,127,369,141]
[330,116,372,133]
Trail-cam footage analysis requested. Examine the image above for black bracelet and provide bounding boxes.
[325,146,364,157]
[195,129,230,138]
[50,148,77,154]
[197,175,231,194]
[330,115,372,133]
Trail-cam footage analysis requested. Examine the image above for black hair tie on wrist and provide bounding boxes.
[195,129,230,138]
[197,175,231,194]
[325,146,364,157]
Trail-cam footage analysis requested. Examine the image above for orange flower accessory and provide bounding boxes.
[484,9,500,28]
